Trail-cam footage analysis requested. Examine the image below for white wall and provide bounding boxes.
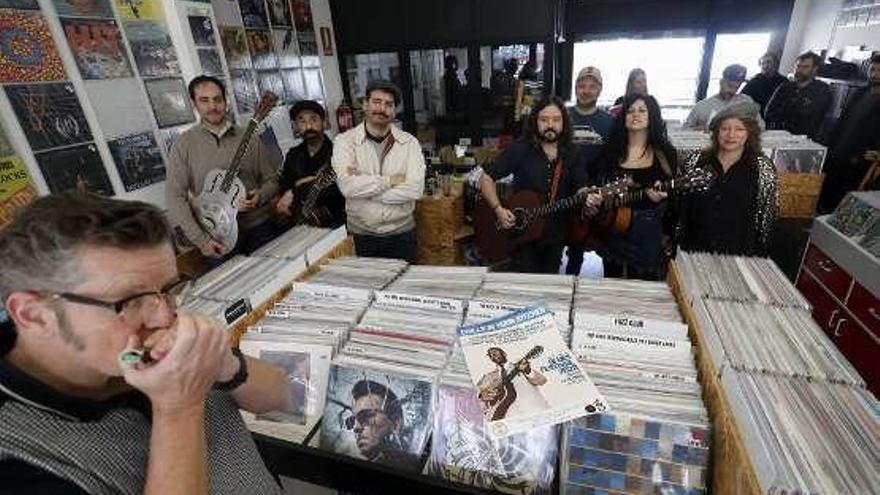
[309,0,345,136]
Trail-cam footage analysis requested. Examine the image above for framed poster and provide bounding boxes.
[61,18,133,80]
[5,82,93,151]
[246,29,277,70]
[124,20,180,77]
[0,11,66,83]
[35,143,114,196]
[230,69,258,114]
[266,0,292,27]
[51,0,114,18]
[108,131,166,191]
[187,15,216,47]
[220,27,251,70]
[238,0,268,28]
[144,77,194,128]
[197,48,223,76]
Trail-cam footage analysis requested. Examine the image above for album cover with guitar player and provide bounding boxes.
[458,304,608,439]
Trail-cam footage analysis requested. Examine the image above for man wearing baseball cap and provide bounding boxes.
[685,64,764,131]
[275,100,346,228]
[566,66,612,275]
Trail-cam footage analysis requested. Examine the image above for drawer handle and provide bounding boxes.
[817,260,834,273]
[827,308,840,328]
[834,318,848,337]
[868,308,879,321]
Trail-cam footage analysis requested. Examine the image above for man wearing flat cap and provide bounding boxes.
[276,100,346,228]
[765,51,831,141]
[685,64,764,131]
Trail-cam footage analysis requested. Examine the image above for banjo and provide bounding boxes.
[188,92,277,254]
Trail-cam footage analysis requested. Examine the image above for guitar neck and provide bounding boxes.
[220,118,260,192]
[302,164,336,210]
[608,177,678,207]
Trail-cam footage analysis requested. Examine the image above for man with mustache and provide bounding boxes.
[275,100,345,228]
[765,52,832,140]
[332,80,425,261]
[166,75,281,258]
[479,96,589,273]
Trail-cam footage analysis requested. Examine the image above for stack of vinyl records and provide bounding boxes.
[563,279,710,495]
[676,251,810,309]
[385,265,488,300]
[473,273,575,343]
[250,225,333,264]
[695,299,865,386]
[239,282,372,444]
[307,256,407,290]
[178,297,233,326]
[188,255,307,311]
[722,372,879,494]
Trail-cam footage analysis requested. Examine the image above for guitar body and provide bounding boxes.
[474,189,548,263]
[190,168,246,254]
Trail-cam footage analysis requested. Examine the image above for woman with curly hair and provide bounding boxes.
[673,108,778,256]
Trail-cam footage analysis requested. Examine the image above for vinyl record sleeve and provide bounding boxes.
[51,0,114,18]
[188,15,216,47]
[112,0,164,21]
[197,48,223,75]
[35,143,113,196]
[245,28,277,70]
[230,68,258,114]
[266,0,292,27]
[238,0,268,28]
[108,131,165,191]
[61,18,133,80]
[5,82,93,151]
[123,20,180,78]
[0,11,66,83]
[220,27,252,70]
[144,77,194,128]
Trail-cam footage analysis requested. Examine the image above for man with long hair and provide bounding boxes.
[479,96,588,273]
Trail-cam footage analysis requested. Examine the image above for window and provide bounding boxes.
[708,32,772,95]
[344,52,403,111]
[571,34,706,123]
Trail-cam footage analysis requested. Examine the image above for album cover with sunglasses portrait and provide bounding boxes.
[320,363,435,471]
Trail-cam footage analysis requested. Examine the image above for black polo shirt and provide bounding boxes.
[680,155,760,255]
[0,319,149,494]
[487,139,587,197]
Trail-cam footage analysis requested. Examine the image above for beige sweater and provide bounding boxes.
[165,123,280,248]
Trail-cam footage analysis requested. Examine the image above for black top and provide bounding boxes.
[680,154,760,255]
[741,72,789,113]
[829,88,880,165]
[764,79,832,140]
[622,159,667,210]
[0,319,150,492]
[278,134,346,228]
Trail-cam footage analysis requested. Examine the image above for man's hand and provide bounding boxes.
[515,361,531,374]
[389,173,406,187]
[238,190,260,212]
[583,192,603,218]
[120,313,228,413]
[495,206,516,230]
[864,149,880,163]
[200,239,225,258]
[646,181,668,203]
[276,190,294,215]
[479,386,500,402]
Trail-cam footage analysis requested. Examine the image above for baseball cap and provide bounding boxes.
[722,64,747,83]
[289,100,326,120]
[576,66,603,86]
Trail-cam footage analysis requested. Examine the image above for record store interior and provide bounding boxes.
[1,0,880,494]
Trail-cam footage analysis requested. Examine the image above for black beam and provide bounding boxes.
[467,44,483,145]
[398,49,417,135]
[696,31,717,102]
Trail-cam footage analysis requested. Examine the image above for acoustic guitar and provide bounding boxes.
[481,345,544,421]
[474,177,629,263]
[188,92,278,255]
[566,166,715,248]
[288,162,338,227]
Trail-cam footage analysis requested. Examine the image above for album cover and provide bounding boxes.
[0,155,37,229]
[51,0,114,18]
[256,70,283,99]
[291,0,314,32]
[772,147,826,175]
[0,11,66,83]
[245,29,277,70]
[188,15,216,47]
[304,67,323,99]
[5,82,93,151]
[297,30,318,56]
[35,143,114,196]
[273,28,299,68]
[266,0,292,27]
[144,77,194,128]
[112,0,164,21]
[231,69,258,114]
[108,132,165,191]
[198,48,223,75]
[320,363,434,471]
[220,27,252,70]
[123,20,180,77]
[61,19,133,80]
[426,383,558,495]
[238,0,268,28]
[281,68,306,103]
[0,120,13,157]
[0,0,39,9]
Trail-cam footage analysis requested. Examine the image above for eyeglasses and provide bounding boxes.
[343,408,385,430]
[41,277,192,325]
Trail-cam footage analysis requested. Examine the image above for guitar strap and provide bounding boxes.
[549,158,564,201]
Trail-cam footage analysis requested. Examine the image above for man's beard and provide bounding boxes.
[303,130,321,142]
[539,128,560,143]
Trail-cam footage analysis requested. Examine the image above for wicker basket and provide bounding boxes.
[415,194,465,265]
[778,173,824,218]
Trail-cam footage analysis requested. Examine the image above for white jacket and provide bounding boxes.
[332,123,426,235]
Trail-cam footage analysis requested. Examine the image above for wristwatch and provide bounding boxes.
[214,347,248,391]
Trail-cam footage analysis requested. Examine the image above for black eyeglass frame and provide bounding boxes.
[41,277,192,315]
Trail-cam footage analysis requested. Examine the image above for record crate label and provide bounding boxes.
[374,291,464,314]
[574,311,688,338]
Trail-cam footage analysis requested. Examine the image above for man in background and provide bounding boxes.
[742,52,788,113]
[765,52,832,140]
[685,64,764,131]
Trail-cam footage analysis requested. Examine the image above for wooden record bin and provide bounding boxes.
[667,261,763,495]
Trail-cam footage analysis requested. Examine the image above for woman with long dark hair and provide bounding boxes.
[593,93,676,280]
[673,109,778,255]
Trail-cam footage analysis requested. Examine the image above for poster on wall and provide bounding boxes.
[220,27,251,69]
[112,0,164,21]
[61,19,133,80]
[246,29,277,70]
[291,0,317,55]
[51,0,113,18]
[273,28,298,68]
[108,131,165,191]
[0,121,37,230]
[198,48,223,75]
[256,70,283,98]
[230,68,258,114]
[124,21,180,77]
[281,68,305,103]
[5,82,93,151]
[0,0,39,9]
[35,143,114,196]
[266,0,291,27]
[238,0,268,28]
[188,15,216,47]
[144,77,194,128]
[0,11,67,83]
